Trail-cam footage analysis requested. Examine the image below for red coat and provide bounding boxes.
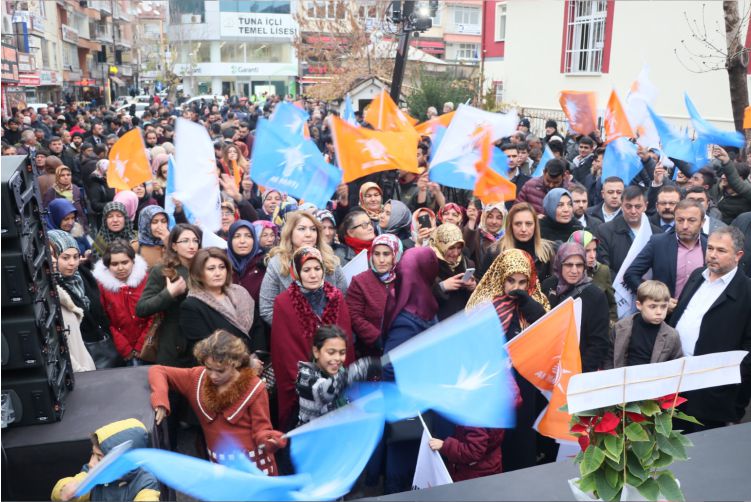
[149,365,282,475]
[345,269,392,356]
[441,426,504,482]
[270,283,353,430]
[92,255,153,358]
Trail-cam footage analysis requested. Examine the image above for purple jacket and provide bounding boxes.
[515,176,571,215]
[441,426,505,482]
[346,269,391,356]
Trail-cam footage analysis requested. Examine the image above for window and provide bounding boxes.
[220,43,291,63]
[494,3,506,42]
[494,81,504,103]
[562,0,611,73]
[176,42,211,63]
[357,2,378,20]
[306,0,346,19]
[219,1,290,14]
[456,43,479,61]
[40,39,49,68]
[62,43,79,69]
[453,5,480,26]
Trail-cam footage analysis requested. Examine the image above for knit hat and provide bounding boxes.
[568,229,598,248]
[48,229,78,255]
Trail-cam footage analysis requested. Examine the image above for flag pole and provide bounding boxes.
[417,411,433,440]
[669,359,687,419]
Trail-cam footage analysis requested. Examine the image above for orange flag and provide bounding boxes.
[330,116,419,183]
[473,129,516,205]
[364,90,418,132]
[415,111,455,137]
[744,106,751,130]
[559,91,598,135]
[603,90,634,144]
[506,298,582,441]
[107,128,152,191]
[231,159,242,188]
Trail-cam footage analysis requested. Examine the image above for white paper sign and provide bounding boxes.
[612,213,653,319]
[566,350,748,414]
[341,249,368,286]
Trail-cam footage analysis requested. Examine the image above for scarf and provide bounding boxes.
[553,242,592,296]
[252,220,279,252]
[93,201,136,257]
[113,191,139,221]
[227,220,262,276]
[437,203,466,225]
[467,248,550,313]
[288,282,342,342]
[290,247,324,285]
[344,235,374,258]
[45,198,77,231]
[53,166,73,201]
[187,284,254,334]
[48,230,90,309]
[479,203,506,242]
[137,205,167,247]
[429,223,464,271]
[542,187,573,220]
[384,199,411,235]
[382,247,439,331]
[359,182,383,220]
[369,233,403,284]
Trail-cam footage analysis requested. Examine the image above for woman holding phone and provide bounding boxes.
[429,224,476,320]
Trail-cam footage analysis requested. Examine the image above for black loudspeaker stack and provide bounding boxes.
[1,155,74,428]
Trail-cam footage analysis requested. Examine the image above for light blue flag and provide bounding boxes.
[343,95,358,126]
[163,154,194,227]
[602,137,643,185]
[646,106,698,171]
[490,145,510,179]
[73,448,308,501]
[270,101,309,137]
[387,302,516,428]
[429,124,447,163]
[288,396,386,500]
[533,145,554,178]
[684,93,744,149]
[250,117,342,208]
[429,152,479,190]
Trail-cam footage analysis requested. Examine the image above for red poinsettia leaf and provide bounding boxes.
[578,434,590,452]
[571,423,588,434]
[658,394,688,409]
[579,416,596,426]
[626,412,647,423]
[594,411,620,433]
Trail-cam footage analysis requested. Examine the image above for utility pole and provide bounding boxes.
[389,0,415,103]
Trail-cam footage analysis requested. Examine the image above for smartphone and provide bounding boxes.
[418,214,432,229]
[462,268,475,282]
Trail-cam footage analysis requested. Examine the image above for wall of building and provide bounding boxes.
[485,0,751,128]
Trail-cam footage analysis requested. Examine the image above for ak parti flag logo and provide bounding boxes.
[107,128,152,191]
[603,90,634,144]
[559,91,598,136]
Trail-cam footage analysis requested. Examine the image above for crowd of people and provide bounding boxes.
[2,93,750,499]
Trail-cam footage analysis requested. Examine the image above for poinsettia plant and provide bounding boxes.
[568,394,700,502]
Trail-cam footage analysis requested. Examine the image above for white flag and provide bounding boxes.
[412,430,453,490]
[174,118,222,233]
[341,249,369,286]
[613,213,653,319]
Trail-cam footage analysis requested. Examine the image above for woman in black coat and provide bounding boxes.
[539,188,582,244]
[180,247,254,362]
[541,242,611,373]
[429,223,476,320]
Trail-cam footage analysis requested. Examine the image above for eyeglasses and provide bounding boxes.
[562,262,585,269]
[175,238,200,245]
[350,221,372,231]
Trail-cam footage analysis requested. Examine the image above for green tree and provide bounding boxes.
[405,70,476,121]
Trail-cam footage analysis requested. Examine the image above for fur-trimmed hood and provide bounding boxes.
[92,254,149,292]
[56,285,83,321]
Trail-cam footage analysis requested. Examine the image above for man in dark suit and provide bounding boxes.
[570,183,602,234]
[587,176,624,224]
[648,185,681,232]
[625,200,707,298]
[669,226,751,429]
[596,185,662,278]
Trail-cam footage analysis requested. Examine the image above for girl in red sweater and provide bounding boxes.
[150,330,285,474]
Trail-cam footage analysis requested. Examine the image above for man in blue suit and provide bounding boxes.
[624,199,707,300]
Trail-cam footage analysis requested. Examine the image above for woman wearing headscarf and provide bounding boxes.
[358,181,383,231]
[346,234,403,357]
[379,199,413,249]
[42,165,89,231]
[568,230,617,323]
[381,246,439,494]
[131,183,158,225]
[113,190,139,222]
[48,230,96,373]
[466,249,549,471]
[45,198,92,256]
[430,223,476,320]
[228,220,269,352]
[539,188,582,243]
[410,208,436,248]
[463,203,506,272]
[541,243,611,372]
[92,201,137,259]
[253,220,279,253]
[137,205,169,269]
[258,189,282,221]
[480,202,555,283]
[49,230,119,369]
[437,202,467,228]
[270,246,353,430]
[151,154,169,208]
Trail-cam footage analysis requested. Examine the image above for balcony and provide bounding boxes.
[94,25,113,43]
[92,0,112,15]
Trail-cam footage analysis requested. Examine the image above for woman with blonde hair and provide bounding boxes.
[259,211,347,324]
[479,202,554,283]
[150,330,285,474]
[220,143,249,181]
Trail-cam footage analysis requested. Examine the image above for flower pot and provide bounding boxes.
[568,478,680,502]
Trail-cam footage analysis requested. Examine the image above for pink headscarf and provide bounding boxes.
[113,190,138,221]
[151,153,169,174]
